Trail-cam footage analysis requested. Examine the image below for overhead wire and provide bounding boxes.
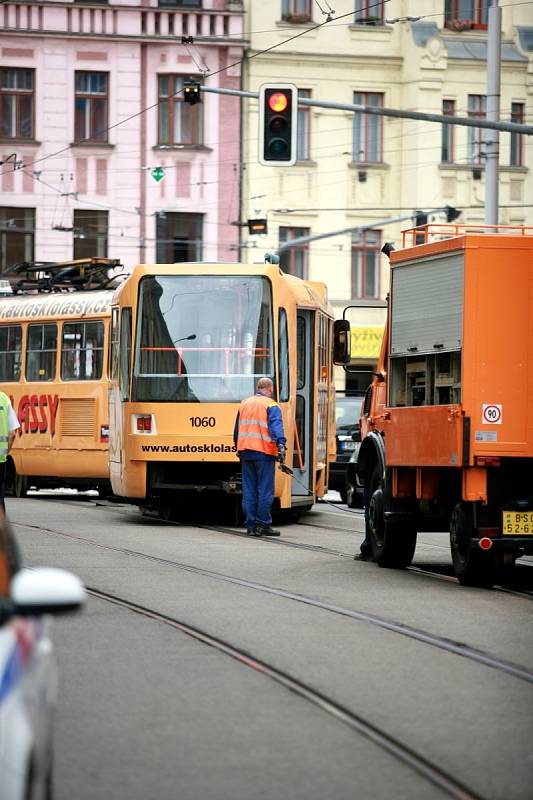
[28,103,533,182]
[17,153,532,238]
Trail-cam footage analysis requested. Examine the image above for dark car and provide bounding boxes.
[329,393,364,504]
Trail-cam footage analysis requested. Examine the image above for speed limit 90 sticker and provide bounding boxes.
[482,404,502,424]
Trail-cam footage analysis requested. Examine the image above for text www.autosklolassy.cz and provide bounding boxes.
[141,444,237,453]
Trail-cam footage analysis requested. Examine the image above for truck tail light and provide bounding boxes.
[100,424,109,443]
[479,537,494,551]
[136,415,152,433]
[475,456,501,467]
[478,527,498,538]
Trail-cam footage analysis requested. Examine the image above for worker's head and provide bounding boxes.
[256,377,273,397]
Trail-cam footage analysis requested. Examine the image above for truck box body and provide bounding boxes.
[383,234,533,467]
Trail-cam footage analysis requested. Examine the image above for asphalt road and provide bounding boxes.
[9,492,533,800]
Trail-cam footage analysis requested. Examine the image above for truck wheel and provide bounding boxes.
[14,473,28,499]
[367,465,417,568]
[450,502,496,588]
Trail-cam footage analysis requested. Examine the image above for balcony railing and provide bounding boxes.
[0,2,244,40]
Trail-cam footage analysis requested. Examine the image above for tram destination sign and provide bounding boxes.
[0,291,111,321]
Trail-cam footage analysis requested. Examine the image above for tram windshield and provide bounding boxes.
[133,275,274,402]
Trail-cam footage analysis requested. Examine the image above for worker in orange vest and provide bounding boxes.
[234,377,286,537]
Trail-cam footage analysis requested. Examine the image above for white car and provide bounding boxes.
[0,520,85,800]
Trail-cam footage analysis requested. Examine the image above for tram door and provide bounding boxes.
[293,311,315,497]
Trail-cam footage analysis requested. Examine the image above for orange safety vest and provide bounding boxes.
[236,394,279,457]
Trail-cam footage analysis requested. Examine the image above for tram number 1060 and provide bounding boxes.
[189,416,216,428]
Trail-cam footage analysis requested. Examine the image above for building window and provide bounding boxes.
[441,99,455,163]
[351,230,381,299]
[353,92,383,163]
[0,68,34,139]
[0,207,35,272]
[510,103,524,167]
[354,0,385,24]
[156,212,203,263]
[73,210,108,259]
[158,0,200,6]
[297,89,311,161]
[279,227,309,279]
[445,0,488,29]
[26,324,57,382]
[467,94,486,164]
[61,321,105,381]
[281,0,312,22]
[158,76,203,146]
[74,72,108,143]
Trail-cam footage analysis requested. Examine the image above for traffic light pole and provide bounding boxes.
[199,85,533,137]
[273,209,449,255]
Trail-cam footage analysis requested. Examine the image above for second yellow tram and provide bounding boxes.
[0,259,115,496]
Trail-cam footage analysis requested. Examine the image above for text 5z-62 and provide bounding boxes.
[189,416,216,427]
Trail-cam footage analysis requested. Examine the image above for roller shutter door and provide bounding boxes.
[390,252,464,356]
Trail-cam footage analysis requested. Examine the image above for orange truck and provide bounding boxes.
[355,224,533,587]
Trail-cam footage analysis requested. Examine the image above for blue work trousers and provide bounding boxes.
[241,459,275,529]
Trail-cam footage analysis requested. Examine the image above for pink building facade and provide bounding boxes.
[0,0,245,272]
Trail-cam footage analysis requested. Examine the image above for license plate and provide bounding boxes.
[341,441,356,451]
[502,511,533,535]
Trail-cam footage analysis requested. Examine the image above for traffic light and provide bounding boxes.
[247,218,268,235]
[258,83,297,166]
[445,205,461,222]
[414,211,428,245]
[183,80,201,106]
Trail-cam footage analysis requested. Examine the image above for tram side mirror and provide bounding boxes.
[333,319,351,365]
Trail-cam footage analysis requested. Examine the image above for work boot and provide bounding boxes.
[256,525,281,537]
[246,527,262,537]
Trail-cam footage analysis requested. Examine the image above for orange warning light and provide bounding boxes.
[268,92,289,113]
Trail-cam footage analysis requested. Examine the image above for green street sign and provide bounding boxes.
[151,166,166,182]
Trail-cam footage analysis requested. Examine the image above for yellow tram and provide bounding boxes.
[0,259,116,496]
[109,260,350,514]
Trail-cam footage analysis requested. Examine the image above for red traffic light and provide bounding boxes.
[268,92,289,113]
[258,83,297,167]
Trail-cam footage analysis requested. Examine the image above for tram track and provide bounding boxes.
[36,493,533,588]
[200,522,533,599]
[12,519,533,684]
[86,585,485,800]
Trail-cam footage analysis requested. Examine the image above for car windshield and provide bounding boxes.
[133,275,274,402]
[335,395,363,434]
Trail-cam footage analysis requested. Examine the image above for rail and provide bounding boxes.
[402,223,533,248]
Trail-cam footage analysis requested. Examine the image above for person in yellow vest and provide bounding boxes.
[0,391,20,513]
[233,377,286,537]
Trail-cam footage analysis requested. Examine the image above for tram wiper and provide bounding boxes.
[174,334,196,343]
